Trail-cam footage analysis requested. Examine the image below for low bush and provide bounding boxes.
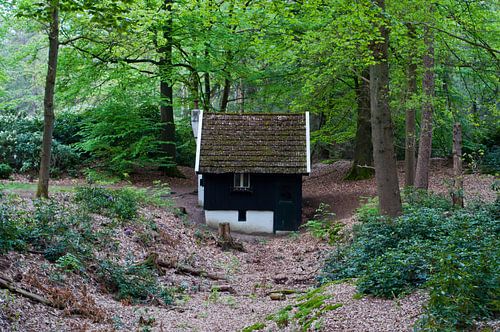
[175,116,196,167]
[320,190,499,330]
[76,97,172,175]
[0,163,13,179]
[98,260,172,304]
[0,193,26,253]
[1,186,174,307]
[74,186,138,220]
[0,196,96,260]
[302,203,343,244]
[0,110,81,174]
[480,146,500,175]
[28,199,96,262]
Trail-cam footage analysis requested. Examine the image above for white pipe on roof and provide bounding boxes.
[195,110,203,173]
[306,111,311,173]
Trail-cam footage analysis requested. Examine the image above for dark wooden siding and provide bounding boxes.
[203,173,302,231]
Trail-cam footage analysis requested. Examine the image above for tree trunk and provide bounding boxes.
[452,123,463,208]
[237,79,244,113]
[36,1,59,198]
[218,222,232,242]
[404,25,417,187]
[204,68,210,111]
[220,77,230,112]
[415,26,435,189]
[369,0,402,217]
[158,0,176,172]
[190,70,199,109]
[345,69,374,180]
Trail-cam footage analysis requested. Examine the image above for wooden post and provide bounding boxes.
[452,123,464,208]
[218,222,232,242]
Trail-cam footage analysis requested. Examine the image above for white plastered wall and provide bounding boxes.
[205,210,274,234]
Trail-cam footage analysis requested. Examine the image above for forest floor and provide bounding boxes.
[0,160,497,332]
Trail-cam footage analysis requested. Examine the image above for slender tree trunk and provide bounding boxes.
[405,25,417,187]
[204,69,210,111]
[415,26,435,189]
[452,123,463,207]
[158,0,176,171]
[220,77,230,112]
[370,0,402,217]
[190,70,199,110]
[346,69,374,180]
[36,1,59,198]
[237,79,244,113]
[203,0,213,111]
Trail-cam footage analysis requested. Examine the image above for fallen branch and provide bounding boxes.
[211,284,236,294]
[0,275,52,307]
[265,289,306,296]
[171,263,226,281]
[146,253,227,281]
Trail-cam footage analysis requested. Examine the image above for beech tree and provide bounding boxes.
[345,69,373,180]
[404,25,417,187]
[369,0,402,217]
[37,0,59,198]
[415,25,435,190]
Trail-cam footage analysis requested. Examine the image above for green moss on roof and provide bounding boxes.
[199,113,308,174]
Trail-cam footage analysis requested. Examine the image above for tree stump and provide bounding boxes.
[218,223,232,242]
[217,223,244,251]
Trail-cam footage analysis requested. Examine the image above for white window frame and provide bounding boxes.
[234,173,250,189]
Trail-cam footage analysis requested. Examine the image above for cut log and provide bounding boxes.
[0,275,52,307]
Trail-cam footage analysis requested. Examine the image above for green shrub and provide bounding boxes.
[355,197,382,222]
[401,187,452,211]
[55,253,84,272]
[0,110,81,173]
[74,186,138,220]
[0,194,26,253]
[418,203,500,330]
[320,192,499,330]
[480,146,500,175]
[302,203,343,244]
[175,116,196,167]
[0,163,13,179]
[97,260,172,304]
[53,111,84,145]
[0,196,97,260]
[76,96,173,175]
[25,199,95,262]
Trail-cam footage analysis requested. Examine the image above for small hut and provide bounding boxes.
[192,111,310,234]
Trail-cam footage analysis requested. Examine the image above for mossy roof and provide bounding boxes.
[198,113,307,174]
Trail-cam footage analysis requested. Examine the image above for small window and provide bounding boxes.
[233,173,250,189]
[238,210,246,222]
[199,177,204,187]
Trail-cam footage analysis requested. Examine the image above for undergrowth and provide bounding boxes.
[319,187,500,330]
[0,184,175,305]
[98,260,172,304]
[302,203,343,244]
